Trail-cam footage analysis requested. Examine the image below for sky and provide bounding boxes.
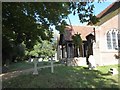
[53,1,115,39]
[65,1,114,26]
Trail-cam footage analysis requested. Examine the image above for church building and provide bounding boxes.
[57,1,120,66]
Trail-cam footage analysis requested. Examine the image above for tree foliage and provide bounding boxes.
[28,40,56,58]
[72,33,82,47]
[72,33,82,57]
[2,2,99,65]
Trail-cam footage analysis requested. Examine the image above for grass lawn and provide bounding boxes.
[2,64,119,88]
[7,60,59,72]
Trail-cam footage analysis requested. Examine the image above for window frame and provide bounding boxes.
[106,28,119,51]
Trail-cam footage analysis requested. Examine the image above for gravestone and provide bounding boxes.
[54,53,58,61]
[2,66,8,73]
[31,58,33,62]
[88,55,96,70]
[38,58,42,62]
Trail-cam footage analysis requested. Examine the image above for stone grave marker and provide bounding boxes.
[88,55,96,70]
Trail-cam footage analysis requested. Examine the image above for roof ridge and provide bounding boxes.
[96,2,115,18]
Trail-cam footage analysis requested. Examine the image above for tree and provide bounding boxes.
[2,2,99,65]
[72,32,82,57]
[28,40,56,59]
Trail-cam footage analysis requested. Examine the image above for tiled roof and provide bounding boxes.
[64,26,94,41]
[64,26,74,41]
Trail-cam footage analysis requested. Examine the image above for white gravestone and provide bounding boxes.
[88,55,96,70]
[38,58,42,62]
[54,53,57,61]
[31,58,33,62]
[33,58,38,75]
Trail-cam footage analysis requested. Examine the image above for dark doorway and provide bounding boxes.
[83,41,88,57]
[86,34,95,65]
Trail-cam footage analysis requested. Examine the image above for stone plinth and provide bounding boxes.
[67,57,87,66]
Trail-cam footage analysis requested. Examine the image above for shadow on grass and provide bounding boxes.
[4,61,51,73]
[2,66,119,88]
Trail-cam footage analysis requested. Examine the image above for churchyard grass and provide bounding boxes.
[7,61,34,72]
[2,64,119,88]
[7,60,59,72]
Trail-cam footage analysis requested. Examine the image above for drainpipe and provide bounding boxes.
[93,27,96,42]
[82,43,84,57]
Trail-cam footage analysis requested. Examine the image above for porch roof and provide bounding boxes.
[64,26,94,41]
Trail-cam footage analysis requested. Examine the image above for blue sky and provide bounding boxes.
[65,1,114,26]
[53,1,115,39]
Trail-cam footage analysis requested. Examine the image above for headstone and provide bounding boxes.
[54,53,57,61]
[88,55,96,70]
[38,58,42,62]
[31,58,33,62]
[2,66,8,73]
[33,58,38,75]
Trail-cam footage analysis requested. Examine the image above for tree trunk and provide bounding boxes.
[62,45,64,58]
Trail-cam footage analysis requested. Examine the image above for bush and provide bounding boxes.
[114,54,120,59]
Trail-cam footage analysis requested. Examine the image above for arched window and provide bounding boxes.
[106,29,119,50]
[112,31,117,49]
[118,31,120,48]
[107,31,112,49]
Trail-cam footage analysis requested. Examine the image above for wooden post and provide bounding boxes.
[51,57,54,73]
[33,58,38,75]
